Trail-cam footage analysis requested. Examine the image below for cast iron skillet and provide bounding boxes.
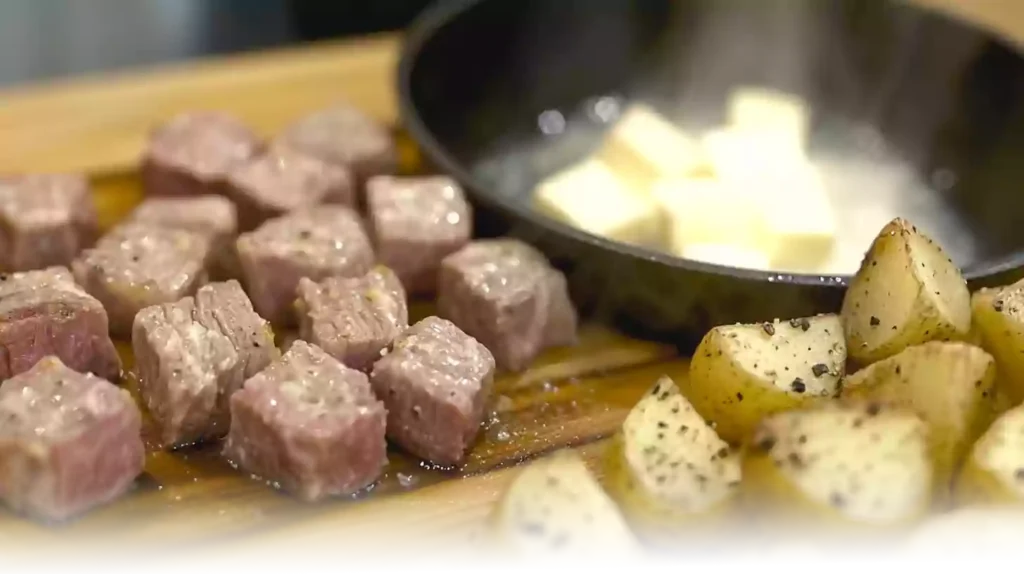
[398,0,1024,350]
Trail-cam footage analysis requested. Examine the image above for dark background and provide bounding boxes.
[0,0,434,87]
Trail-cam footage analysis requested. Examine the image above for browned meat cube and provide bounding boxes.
[236,206,375,325]
[438,239,578,372]
[365,176,472,294]
[273,104,397,186]
[0,356,144,522]
[141,112,262,197]
[223,341,387,501]
[72,222,214,337]
[125,195,240,280]
[132,280,277,448]
[0,174,98,272]
[226,148,355,231]
[296,266,408,371]
[370,316,495,465]
[0,267,121,381]
[125,195,238,241]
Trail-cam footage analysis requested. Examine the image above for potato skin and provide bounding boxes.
[683,316,844,445]
[602,433,749,552]
[972,283,1024,405]
[840,218,970,366]
[840,341,997,497]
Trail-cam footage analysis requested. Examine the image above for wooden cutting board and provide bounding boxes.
[0,0,1019,546]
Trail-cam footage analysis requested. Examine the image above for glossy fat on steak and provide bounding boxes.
[141,111,262,197]
[132,280,277,448]
[0,174,99,272]
[226,148,355,231]
[0,356,144,522]
[438,239,578,372]
[273,104,397,185]
[0,267,121,381]
[370,316,495,466]
[365,175,472,295]
[296,266,409,371]
[72,221,214,337]
[236,206,375,325]
[223,341,387,501]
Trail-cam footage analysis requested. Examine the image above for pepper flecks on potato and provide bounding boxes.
[682,314,846,445]
[971,280,1024,404]
[742,402,933,527]
[956,403,1024,505]
[840,217,971,366]
[840,341,997,494]
[603,376,741,536]
[733,540,827,564]
[888,505,1024,564]
[487,450,639,555]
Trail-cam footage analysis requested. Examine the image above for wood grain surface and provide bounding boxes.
[0,0,1021,547]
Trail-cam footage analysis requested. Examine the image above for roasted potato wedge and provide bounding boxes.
[840,218,970,366]
[972,280,1024,404]
[888,505,1024,564]
[487,450,638,555]
[956,404,1024,505]
[683,314,846,444]
[743,402,933,528]
[733,540,827,564]
[841,341,997,491]
[603,376,741,537]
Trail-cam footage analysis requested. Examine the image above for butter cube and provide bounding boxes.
[759,166,837,273]
[596,104,705,192]
[726,87,811,150]
[701,128,807,180]
[652,177,768,256]
[681,243,771,271]
[533,159,666,248]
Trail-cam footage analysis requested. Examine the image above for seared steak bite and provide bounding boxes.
[365,175,472,295]
[0,356,144,522]
[273,104,398,186]
[295,266,408,371]
[236,206,375,325]
[0,267,120,381]
[370,316,495,466]
[437,239,578,372]
[126,195,238,241]
[226,147,355,231]
[0,174,98,272]
[141,111,261,197]
[132,280,277,448]
[72,221,214,337]
[223,341,388,501]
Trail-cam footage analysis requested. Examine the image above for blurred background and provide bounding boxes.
[0,0,433,87]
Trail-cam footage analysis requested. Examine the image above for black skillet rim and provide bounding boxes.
[395,0,1024,288]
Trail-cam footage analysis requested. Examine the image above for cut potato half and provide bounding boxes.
[972,280,1024,404]
[957,404,1024,505]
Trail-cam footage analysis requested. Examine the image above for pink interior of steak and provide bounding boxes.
[297,267,408,370]
[223,341,387,500]
[371,317,495,465]
[0,357,143,521]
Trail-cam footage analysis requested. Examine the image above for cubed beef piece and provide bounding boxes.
[365,176,472,294]
[0,356,144,522]
[296,266,408,371]
[126,195,240,280]
[226,148,355,231]
[437,239,578,372]
[0,174,98,272]
[141,112,262,197]
[223,341,387,501]
[72,222,214,337]
[273,104,397,186]
[236,206,375,325]
[133,280,277,448]
[370,316,495,465]
[0,267,120,381]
